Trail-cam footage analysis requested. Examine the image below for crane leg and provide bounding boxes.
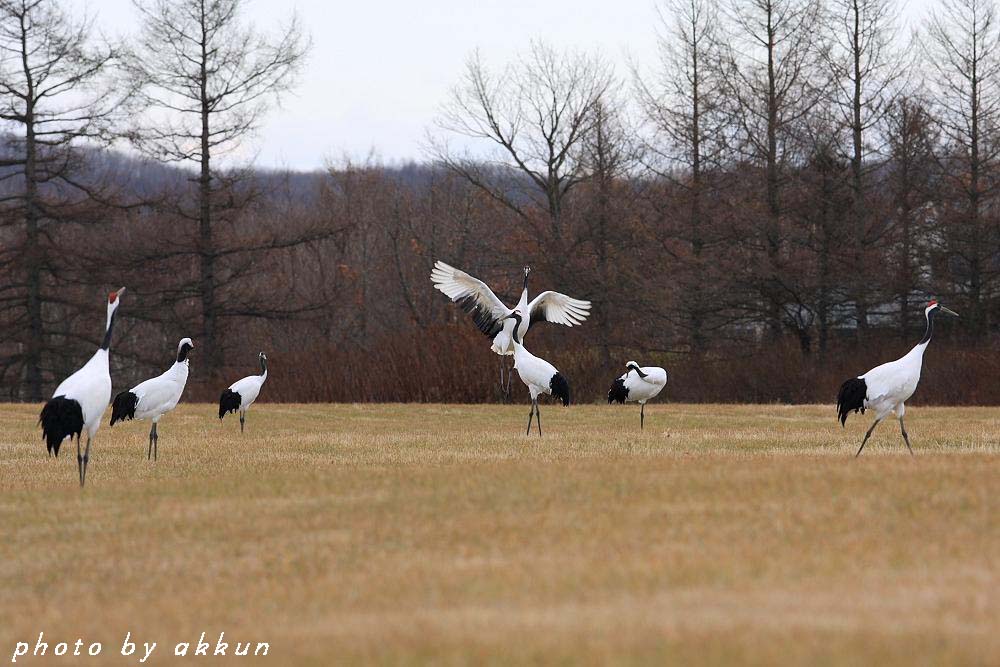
[535,401,542,437]
[240,412,245,433]
[640,403,645,430]
[78,435,91,487]
[899,417,913,456]
[526,403,534,436]
[148,424,154,460]
[856,418,882,457]
[152,422,159,461]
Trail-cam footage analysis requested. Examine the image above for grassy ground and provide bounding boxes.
[0,402,997,665]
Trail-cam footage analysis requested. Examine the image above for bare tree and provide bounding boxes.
[576,97,641,366]
[884,96,938,335]
[825,0,909,334]
[126,0,309,371]
[925,0,1000,337]
[634,0,731,353]
[430,41,614,282]
[0,0,126,400]
[723,0,827,337]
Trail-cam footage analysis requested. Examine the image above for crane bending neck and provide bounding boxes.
[510,314,523,345]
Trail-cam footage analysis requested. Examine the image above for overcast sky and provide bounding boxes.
[73,0,936,171]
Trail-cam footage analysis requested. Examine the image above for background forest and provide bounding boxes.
[2,0,999,404]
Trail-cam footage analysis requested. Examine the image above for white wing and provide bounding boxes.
[528,291,591,330]
[132,374,186,418]
[637,367,668,387]
[230,375,265,409]
[430,260,510,336]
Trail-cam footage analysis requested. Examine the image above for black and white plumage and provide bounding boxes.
[110,338,193,461]
[837,301,958,456]
[504,311,570,436]
[39,287,125,486]
[608,361,668,429]
[430,261,590,396]
[219,352,268,433]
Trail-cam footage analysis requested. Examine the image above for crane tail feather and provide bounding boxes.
[219,390,241,419]
[608,377,629,404]
[837,378,867,426]
[39,396,84,457]
[550,372,570,406]
[110,391,139,425]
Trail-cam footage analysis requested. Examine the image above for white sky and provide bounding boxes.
[72,0,936,171]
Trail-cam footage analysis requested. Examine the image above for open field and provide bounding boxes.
[0,402,997,665]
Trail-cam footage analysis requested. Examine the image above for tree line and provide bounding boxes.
[3,0,1000,405]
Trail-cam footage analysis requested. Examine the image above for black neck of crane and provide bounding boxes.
[511,315,523,345]
[522,272,529,292]
[177,343,192,363]
[101,308,117,351]
[920,308,936,345]
[260,356,267,375]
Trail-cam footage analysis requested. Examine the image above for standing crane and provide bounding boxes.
[430,261,590,397]
[110,338,194,460]
[837,300,959,456]
[39,287,125,486]
[219,352,268,432]
[504,311,570,436]
[608,361,668,429]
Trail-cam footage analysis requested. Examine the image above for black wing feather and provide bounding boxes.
[836,377,867,426]
[608,377,629,404]
[110,391,139,426]
[39,396,84,457]
[456,294,504,337]
[219,389,242,419]
[549,372,571,406]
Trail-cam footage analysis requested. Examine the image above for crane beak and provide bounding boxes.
[940,306,959,317]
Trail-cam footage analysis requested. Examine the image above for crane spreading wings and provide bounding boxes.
[430,261,510,336]
[430,260,591,337]
[527,291,591,331]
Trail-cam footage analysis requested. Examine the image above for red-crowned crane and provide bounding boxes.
[430,262,590,396]
[608,361,668,429]
[110,338,193,460]
[39,287,125,486]
[219,352,268,432]
[504,311,570,436]
[837,300,959,456]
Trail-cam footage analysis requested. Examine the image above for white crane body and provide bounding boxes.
[39,287,125,486]
[837,301,958,456]
[110,338,193,460]
[219,352,268,432]
[608,362,668,429]
[503,312,569,436]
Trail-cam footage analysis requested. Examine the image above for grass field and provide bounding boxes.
[0,402,997,665]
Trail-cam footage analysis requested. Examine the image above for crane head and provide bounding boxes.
[177,338,194,362]
[927,300,959,318]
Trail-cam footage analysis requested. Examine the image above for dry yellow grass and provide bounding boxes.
[0,402,997,665]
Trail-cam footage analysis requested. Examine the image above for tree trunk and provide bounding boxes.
[24,94,43,401]
[199,10,219,372]
[765,13,782,339]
